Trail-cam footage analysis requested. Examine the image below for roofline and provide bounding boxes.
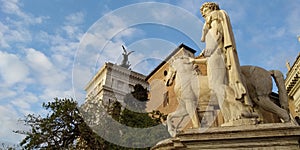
[145,43,197,81]
[287,52,300,76]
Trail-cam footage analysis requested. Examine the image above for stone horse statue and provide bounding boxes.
[240,66,290,122]
[166,55,290,131]
[165,56,200,137]
[217,65,290,124]
[196,64,291,125]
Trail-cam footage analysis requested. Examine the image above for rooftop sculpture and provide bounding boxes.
[120,45,134,69]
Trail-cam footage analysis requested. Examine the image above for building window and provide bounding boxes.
[111,79,115,88]
[117,80,124,89]
[163,91,169,107]
[164,70,168,76]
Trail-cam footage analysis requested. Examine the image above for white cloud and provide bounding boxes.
[95,15,129,40]
[0,0,24,17]
[0,51,29,85]
[51,54,73,70]
[41,88,73,102]
[0,21,32,49]
[26,48,53,72]
[62,12,85,39]
[126,38,177,74]
[1,0,47,25]
[0,22,10,48]
[76,14,138,68]
[25,48,68,89]
[65,12,85,25]
[0,88,16,100]
[63,25,80,38]
[0,104,26,144]
[0,0,84,146]
[0,0,48,49]
[72,14,145,102]
[72,65,93,103]
[0,0,49,26]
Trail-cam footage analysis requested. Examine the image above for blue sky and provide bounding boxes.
[0,0,300,146]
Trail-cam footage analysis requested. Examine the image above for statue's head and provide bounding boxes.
[200,2,220,17]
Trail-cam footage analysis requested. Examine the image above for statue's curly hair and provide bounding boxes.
[200,2,220,16]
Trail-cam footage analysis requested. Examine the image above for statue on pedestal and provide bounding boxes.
[120,45,134,69]
[189,2,290,125]
[190,2,256,123]
[156,2,294,149]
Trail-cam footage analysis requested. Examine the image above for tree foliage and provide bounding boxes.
[121,84,166,128]
[118,84,169,148]
[15,84,168,149]
[15,98,106,149]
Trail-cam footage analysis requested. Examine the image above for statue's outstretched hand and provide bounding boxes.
[189,58,195,63]
[199,50,205,57]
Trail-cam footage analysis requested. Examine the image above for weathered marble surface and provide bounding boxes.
[165,56,201,137]
[191,2,290,125]
[152,123,300,150]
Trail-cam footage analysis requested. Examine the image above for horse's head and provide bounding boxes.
[165,56,194,86]
[165,62,176,87]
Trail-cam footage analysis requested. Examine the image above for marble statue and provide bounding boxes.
[240,66,290,122]
[200,2,252,104]
[190,2,254,123]
[120,45,134,69]
[165,55,200,137]
[190,2,290,124]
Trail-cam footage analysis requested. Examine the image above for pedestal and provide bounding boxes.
[152,123,300,150]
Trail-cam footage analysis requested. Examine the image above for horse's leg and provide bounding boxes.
[185,101,200,128]
[166,113,176,137]
[175,113,189,131]
[167,101,188,137]
[270,70,289,111]
[254,95,290,122]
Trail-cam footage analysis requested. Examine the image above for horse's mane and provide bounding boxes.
[170,55,201,75]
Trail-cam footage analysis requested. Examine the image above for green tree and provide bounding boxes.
[15,98,107,149]
[121,84,167,127]
[15,85,168,149]
[118,84,169,149]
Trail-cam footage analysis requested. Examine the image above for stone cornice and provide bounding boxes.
[286,53,300,95]
[102,85,129,96]
[106,62,146,81]
[85,62,147,92]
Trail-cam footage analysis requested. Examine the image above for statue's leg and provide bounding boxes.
[167,100,188,137]
[254,95,290,122]
[185,101,200,128]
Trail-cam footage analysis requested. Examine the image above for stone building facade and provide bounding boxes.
[286,53,300,120]
[145,44,196,113]
[85,62,148,106]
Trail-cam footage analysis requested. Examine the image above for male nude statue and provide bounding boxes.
[190,2,255,121]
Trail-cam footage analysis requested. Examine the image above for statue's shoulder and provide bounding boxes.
[208,10,227,22]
